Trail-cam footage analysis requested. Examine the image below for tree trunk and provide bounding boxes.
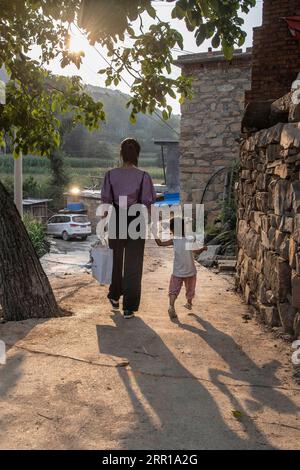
[0,181,62,321]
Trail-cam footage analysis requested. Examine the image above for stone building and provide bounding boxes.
[66,190,101,234]
[176,49,252,221]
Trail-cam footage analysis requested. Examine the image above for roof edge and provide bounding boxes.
[174,48,252,67]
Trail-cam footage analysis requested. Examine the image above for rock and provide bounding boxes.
[291,181,300,214]
[295,253,300,276]
[295,214,300,230]
[274,180,292,216]
[294,313,300,339]
[280,122,300,149]
[291,273,300,309]
[244,284,251,304]
[278,303,297,334]
[197,245,221,268]
[274,163,291,179]
[266,290,276,305]
[289,238,298,269]
[269,257,291,302]
[256,192,269,212]
[217,260,236,272]
[279,216,294,233]
[279,235,290,260]
[257,276,268,304]
[266,144,281,162]
[259,303,281,327]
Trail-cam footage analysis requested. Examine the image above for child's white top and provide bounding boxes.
[173,237,196,278]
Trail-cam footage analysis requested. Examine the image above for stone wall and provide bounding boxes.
[247,0,300,103]
[237,122,300,338]
[177,50,251,222]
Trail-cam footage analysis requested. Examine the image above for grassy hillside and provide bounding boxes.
[0,84,179,202]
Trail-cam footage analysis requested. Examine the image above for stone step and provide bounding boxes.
[217,260,237,272]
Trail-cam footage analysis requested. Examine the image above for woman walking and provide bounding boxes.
[101,138,156,319]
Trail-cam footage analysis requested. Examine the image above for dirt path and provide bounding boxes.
[0,241,299,449]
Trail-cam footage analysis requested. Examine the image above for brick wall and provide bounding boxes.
[247,0,300,103]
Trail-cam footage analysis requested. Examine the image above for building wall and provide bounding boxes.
[178,53,251,221]
[237,122,300,338]
[247,0,300,103]
[67,195,101,234]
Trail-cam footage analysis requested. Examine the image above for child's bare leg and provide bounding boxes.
[169,294,176,308]
[184,299,193,310]
[168,295,178,319]
[184,275,196,311]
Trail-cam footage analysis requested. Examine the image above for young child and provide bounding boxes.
[155,217,207,320]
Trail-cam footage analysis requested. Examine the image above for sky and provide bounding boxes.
[44,1,263,114]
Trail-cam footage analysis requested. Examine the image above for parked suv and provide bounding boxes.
[47,214,92,241]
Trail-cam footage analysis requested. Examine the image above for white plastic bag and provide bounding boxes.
[91,241,113,285]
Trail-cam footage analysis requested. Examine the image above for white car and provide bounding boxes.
[47,214,92,241]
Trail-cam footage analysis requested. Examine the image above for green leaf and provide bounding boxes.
[51,100,57,113]
[222,41,234,60]
[196,25,206,46]
[162,110,168,121]
[199,0,210,17]
[129,113,137,125]
[232,410,244,421]
[146,4,156,19]
[211,33,220,49]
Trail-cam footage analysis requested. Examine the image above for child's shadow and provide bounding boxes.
[178,314,299,417]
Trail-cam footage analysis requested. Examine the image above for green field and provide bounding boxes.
[0,153,165,193]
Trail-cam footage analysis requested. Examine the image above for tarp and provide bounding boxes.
[284,16,300,40]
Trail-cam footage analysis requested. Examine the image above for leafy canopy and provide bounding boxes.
[0,0,256,155]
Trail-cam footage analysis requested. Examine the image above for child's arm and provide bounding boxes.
[193,245,208,255]
[155,238,173,247]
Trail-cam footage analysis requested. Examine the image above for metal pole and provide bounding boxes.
[161,145,167,186]
[14,131,23,217]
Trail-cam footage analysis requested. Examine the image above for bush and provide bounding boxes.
[0,175,14,197]
[23,215,50,258]
[204,160,239,254]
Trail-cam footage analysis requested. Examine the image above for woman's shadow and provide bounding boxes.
[97,312,275,450]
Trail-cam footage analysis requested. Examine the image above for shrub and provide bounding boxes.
[23,215,50,258]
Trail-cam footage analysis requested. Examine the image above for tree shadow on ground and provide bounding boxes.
[178,314,299,424]
[97,312,274,450]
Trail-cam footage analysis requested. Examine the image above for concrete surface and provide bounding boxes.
[0,241,299,450]
[42,236,97,276]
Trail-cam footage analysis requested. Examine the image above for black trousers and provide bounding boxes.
[108,237,145,311]
[108,206,146,311]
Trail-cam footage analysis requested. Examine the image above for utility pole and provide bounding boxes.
[14,131,23,217]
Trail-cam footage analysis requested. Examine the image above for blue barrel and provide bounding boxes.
[67,203,85,212]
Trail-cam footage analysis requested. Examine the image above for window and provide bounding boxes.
[72,216,89,224]
[56,217,65,224]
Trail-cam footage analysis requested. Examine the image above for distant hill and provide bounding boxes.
[62,84,181,166]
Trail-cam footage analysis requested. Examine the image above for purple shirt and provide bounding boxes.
[101,167,156,208]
